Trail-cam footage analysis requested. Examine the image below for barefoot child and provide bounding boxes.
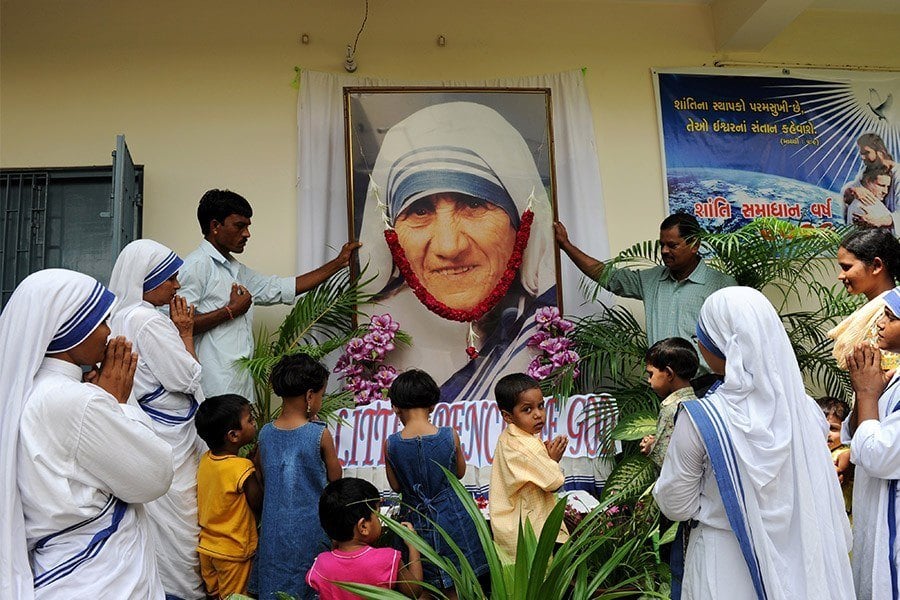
[308,478,423,599]
[194,394,263,599]
[383,370,488,597]
[255,353,343,600]
[489,373,569,562]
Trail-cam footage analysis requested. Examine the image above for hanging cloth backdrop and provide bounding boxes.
[296,69,610,319]
[297,69,613,496]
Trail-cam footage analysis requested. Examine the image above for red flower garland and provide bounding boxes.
[384,209,534,323]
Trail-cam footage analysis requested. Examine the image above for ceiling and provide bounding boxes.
[627,0,900,11]
[618,0,900,52]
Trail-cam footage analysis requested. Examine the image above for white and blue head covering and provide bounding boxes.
[0,269,116,599]
[883,286,900,317]
[359,101,556,300]
[109,239,183,311]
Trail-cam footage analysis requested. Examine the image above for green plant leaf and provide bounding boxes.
[602,455,658,503]
[611,411,658,441]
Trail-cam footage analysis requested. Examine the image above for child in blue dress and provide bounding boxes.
[383,370,489,598]
[255,353,343,599]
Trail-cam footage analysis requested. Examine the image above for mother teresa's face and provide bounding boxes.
[394,192,517,311]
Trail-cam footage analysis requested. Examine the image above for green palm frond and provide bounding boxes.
[570,307,648,389]
[601,455,658,504]
[272,267,378,356]
[611,411,658,441]
[700,218,845,307]
[582,240,662,302]
[236,267,408,426]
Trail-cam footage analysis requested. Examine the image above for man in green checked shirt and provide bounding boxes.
[554,212,735,377]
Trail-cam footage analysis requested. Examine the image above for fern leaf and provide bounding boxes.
[601,455,658,503]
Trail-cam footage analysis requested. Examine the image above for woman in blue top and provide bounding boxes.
[384,369,488,596]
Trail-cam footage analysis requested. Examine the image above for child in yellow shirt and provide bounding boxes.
[489,373,569,562]
[194,394,263,599]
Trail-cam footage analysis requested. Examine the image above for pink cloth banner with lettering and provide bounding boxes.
[331,395,618,469]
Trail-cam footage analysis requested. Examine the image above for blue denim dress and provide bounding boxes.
[256,421,330,600]
[386,427,489,588]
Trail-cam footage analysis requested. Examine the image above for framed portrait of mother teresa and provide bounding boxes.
[344,87,562,404]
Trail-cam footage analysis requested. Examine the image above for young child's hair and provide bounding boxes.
[194,394,250,452]
[270,353,329,398]
[494,373,541,413]
[816,396,851,422]
[645,337,700,381]
[319,477,381,542]
[388,369,440,409]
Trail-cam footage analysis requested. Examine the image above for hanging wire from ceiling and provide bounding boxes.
[344,0,369,72]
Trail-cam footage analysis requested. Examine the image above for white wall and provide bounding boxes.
[2,0,898,327]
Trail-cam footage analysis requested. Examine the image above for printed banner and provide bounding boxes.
[654,68,900,233]
[332,395,618,469]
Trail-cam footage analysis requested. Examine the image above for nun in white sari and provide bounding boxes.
[109,239,206,599]
[653,287,853,600]
[0,269,174,599]
[358,101,557,405]
[844,286,900,600]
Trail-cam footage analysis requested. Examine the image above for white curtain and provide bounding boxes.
[296,69,612,316]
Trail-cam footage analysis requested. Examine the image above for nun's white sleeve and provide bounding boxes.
[851,412,900,480]
[136,316,202,395]
[653,415,707,522]
[76,389,175,503]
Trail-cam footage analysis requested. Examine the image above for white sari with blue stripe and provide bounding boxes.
[19,359,173,599]
[847,372,900,600]
[654,287,853,600]
[109,240,206,599]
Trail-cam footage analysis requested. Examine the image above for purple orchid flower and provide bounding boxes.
[369,314,400,334]
[534,306,561,328]
[346,338,369,362]
[539,336,572,354]
[551,350,580,368]
[374,365,398,387]
[527,330,550,348]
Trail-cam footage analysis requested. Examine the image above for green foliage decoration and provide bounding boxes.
[236,266,409,428]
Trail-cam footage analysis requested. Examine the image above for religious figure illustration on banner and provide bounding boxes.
[654,69,900,234]
[344,88,562,403]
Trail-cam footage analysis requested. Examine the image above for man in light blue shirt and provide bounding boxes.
[179,189,358,400]
[554,213,735,374]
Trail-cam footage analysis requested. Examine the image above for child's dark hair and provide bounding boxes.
[389,369,440,409]
[197,189,253,235]
[319,478,381,542]
[840,227,900,284]
[194,394,250,451]
[494,373,541,413]
[270,353,328,398]
[816,396,850,422]
[645,337,700,381]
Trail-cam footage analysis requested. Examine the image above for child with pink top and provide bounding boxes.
[307,478,423,599]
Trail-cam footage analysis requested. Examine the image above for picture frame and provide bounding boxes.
[342,87,563,403]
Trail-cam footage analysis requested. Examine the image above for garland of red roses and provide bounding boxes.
[383,209,534,325]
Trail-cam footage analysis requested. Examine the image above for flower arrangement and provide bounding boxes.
[334,314,401,405]
[526,306,580,381]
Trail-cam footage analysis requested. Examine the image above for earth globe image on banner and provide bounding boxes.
[667,167,842,234]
